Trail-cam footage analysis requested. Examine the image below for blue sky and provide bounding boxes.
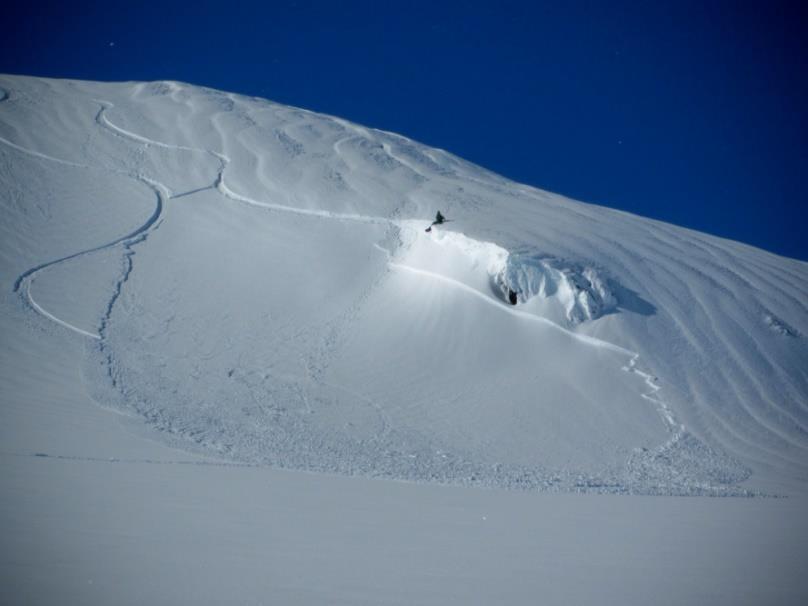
[4,0,807,260]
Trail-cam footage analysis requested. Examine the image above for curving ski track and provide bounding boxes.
[4,97,687,484]
[2,134,167,340]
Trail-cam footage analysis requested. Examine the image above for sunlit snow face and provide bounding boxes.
[4,75,803,497]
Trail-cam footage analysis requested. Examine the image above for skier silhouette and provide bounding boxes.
[425,211,446,232]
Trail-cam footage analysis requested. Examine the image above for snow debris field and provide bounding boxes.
[1,75,807,499]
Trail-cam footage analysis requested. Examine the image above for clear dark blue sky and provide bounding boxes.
[4,1,807,259]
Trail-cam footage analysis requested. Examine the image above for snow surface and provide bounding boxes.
[1,75,807,604]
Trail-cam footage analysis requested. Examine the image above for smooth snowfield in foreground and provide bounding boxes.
[1,75,807,604]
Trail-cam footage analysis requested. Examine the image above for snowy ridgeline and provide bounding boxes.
[1,75,807,498]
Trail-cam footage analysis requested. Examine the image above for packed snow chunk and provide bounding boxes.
[764,313,798,337]
[494,251,617,324]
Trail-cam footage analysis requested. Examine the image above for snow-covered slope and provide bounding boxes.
[1,75,806,499]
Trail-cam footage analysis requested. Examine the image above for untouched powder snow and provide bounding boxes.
[1,75,806,498]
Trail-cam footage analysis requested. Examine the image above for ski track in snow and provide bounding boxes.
[0,451,256,467]
[2,136,166,340]
[3,96,691,489]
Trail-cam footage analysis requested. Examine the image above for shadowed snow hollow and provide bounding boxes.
[2,75,807,496]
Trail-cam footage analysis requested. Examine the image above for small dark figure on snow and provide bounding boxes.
[425,210,447,232]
